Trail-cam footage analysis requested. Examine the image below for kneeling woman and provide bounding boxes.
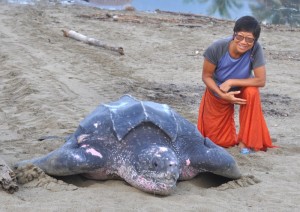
[197,16,275,154]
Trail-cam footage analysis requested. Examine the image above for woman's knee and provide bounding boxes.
[241,87,259,99]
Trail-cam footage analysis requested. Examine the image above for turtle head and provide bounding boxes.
[121,145,179,196]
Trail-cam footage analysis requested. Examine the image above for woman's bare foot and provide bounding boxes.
[238,142,246,149]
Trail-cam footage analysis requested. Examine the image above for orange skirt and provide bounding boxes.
[197,87,274,151]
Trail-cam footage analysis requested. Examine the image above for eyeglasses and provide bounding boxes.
[234,34,255,44]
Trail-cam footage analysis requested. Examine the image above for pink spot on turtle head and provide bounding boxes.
[186,159,191,166]
[158,147,168,153]
[86,148,103,158]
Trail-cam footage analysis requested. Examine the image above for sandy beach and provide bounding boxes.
[0,1,300,211]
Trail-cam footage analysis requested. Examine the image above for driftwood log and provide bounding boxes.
[0,157,18,193]
[62,29,124,55]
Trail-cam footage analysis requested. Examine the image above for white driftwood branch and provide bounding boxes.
[0,157,18,193]
[62,29,124,55]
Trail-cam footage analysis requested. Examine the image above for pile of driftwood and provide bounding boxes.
[0,157,18,194]
[78,9,233,28]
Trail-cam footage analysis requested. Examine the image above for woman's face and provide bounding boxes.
[232,31,255,54]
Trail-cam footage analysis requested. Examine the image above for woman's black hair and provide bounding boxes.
[233,16,261,41]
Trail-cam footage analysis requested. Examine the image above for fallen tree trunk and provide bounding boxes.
[0,157,18,193]
[62,29,124,55]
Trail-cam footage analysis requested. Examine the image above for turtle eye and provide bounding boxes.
[151,159,161,170]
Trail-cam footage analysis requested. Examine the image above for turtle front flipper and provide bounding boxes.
[179,128,241,180]
[15,142,107,177]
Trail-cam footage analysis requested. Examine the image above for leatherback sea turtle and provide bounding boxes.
[16,95,241,195]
